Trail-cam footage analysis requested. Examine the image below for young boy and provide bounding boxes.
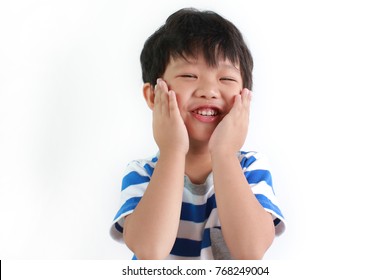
[110,7,285,260]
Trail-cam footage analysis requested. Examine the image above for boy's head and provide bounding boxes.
[140,8,253,90]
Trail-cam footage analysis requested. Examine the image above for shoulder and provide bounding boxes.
[237,151,271,171]
[123,154,159,176]
[120,154,159,190]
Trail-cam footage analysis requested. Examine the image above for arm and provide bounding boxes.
[123,79,188,259]
[123,152,185,259]
[209,90,275,259]
[211,151,275,259]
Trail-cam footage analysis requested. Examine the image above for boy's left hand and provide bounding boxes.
[208,88,252,155]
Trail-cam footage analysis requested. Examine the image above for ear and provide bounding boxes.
[143,83,155,110]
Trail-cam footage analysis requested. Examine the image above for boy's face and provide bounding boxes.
[162,53,244,143]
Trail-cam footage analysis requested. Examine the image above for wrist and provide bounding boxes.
[210,148,239,160]
[158,149,187,160]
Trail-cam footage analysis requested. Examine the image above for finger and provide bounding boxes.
[241,88,252,112]
[157,78,170,116]
[230,94,242,114]
[168,90,181,118]
[159,78,169,93]
[160,90,170,117]
[153,79,162,112]
[239,89,251,124]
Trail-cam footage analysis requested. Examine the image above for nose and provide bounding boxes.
[194,81,220,99]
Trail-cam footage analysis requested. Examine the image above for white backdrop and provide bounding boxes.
[1,0,389,261]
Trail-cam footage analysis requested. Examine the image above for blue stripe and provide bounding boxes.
[201,228,211,249]
[180,194,216,223]
[143,163,155,177]
[240,155,256,169]
[169,228,213,257]
[245,169,273,187]
[121,171,150,191]
[255,194,284,219]
[114,222,123,233]
[171,238,201,257]
[113,196,142,220]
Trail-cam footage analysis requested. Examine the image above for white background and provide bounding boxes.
[1,0,389,261]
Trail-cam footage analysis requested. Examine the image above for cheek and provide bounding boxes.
[166,83,190,108]
[223,89,240,107]
[226,100,235,112]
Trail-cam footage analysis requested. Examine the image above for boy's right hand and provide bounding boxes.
[152,78,189,156]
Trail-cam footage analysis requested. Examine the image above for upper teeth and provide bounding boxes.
[196,109,217,116]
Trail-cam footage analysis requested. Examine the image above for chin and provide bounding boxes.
[189,135,212,145]
[188,133,214,147]
[189,128,215,141]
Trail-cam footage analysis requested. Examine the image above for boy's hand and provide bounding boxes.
[209,88,252,155]
[153,78,189,156]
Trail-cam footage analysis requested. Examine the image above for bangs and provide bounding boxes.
[170,38,241,68]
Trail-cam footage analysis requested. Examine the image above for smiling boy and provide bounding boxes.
[110,8,285,260]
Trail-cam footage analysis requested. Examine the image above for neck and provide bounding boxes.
[185,140,212,184]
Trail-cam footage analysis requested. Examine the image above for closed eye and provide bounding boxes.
[179,74,197,79]
[220,77,238,82]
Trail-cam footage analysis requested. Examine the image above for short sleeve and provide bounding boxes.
[109,155,158,242]
[239,151,286,236]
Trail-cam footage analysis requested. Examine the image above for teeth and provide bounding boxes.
[196,109,217,116]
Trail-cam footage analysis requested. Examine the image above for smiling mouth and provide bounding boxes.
[191,107,222,123]
[193,108,219,116]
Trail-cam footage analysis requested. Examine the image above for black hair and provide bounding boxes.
[140,8,254,89]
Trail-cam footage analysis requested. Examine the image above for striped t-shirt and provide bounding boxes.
[110,151,286,259]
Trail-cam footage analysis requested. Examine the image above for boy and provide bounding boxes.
[110,8,285,260]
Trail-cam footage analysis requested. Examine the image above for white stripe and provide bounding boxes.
[123,160,153,177]
[176,220,205,241]
[119,182,148,206]
[182,185,214,205]
[204,208,221,228]
[251,181,283,215]
[200,247,214,260]
[251,181,275,198]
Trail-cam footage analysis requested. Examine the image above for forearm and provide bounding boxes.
[123,152,185,259]
[211,151,275,259]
